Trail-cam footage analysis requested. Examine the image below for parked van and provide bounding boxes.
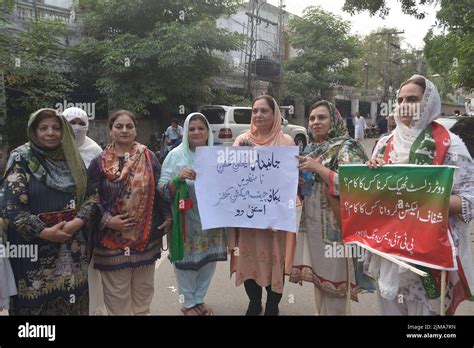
[199,105,308,152]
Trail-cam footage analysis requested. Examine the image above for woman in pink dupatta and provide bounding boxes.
[228,95,297,315]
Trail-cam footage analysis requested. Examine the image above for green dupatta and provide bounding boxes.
[170,176,190,262]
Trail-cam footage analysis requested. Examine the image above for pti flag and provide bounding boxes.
[339,164,457,270]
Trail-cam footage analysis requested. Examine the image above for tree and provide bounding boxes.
[352,29,427,98]
[1,16,77,149]
[342,0,436,19]
[424,0,474,90]
[72,0,245,117]
[0,0,13,21]
[352,29,398,92]
[0,0,16,65]
[342,0,474,90]
[283,6,359,101]
[0,0,14,23]
[5,20,76,110]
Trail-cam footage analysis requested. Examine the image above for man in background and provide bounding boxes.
[165,118,183,148]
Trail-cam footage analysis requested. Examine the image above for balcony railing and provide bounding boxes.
[12,1,77,27]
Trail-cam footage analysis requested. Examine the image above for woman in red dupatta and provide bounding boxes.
[89,110,171,315]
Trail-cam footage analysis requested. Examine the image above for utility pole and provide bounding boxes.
[32,0,39,21]
[415,50,423,74]
[277,0,285,61]
[244,0,258,98]
[375,30,404,103]
[244,0,277,98]
[364,62,369,96]
[274,0,285,102]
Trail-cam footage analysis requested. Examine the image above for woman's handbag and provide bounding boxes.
[37,209,77,227]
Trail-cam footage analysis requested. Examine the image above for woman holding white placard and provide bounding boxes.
[159,112,227,316]
[228,95,297,316]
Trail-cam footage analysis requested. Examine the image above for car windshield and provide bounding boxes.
[234,109,251,124]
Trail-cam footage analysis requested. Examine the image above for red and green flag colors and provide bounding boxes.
[339,164,457,270]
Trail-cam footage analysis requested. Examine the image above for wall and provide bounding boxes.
[441,103,468,116]
[217,2,290,68]
[9,1,81,47]
[215,1,293,101]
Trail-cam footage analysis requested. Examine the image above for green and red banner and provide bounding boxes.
[339,164,457,270]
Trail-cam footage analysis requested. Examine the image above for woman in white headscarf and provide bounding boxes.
[62,107,104,315]
[62,107,102,167]
[159,113,227,316]
[366,75,474,315]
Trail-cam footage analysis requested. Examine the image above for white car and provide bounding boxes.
[199,105,308,152]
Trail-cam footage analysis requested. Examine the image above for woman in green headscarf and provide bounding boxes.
[2,108,96,315]
[289,100,374,315]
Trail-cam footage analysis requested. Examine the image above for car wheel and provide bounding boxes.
[295,135,307,153]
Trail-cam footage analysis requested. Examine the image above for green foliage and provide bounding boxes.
[424,0,474,90]
[341,0,474,90]
[206,88,251,106]
[1,19,76,149]
[342,0,436,19]
[424,30,474,91]
[284,6,359,100]
[3,20,76,112]
[0,0,16,62]
[435,0,473,33]
[73,0,244,116]
[0,0,14,24]
[352,28,423,94]
[352,31,388,89]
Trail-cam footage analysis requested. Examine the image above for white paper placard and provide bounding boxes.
[194,146,299,232]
